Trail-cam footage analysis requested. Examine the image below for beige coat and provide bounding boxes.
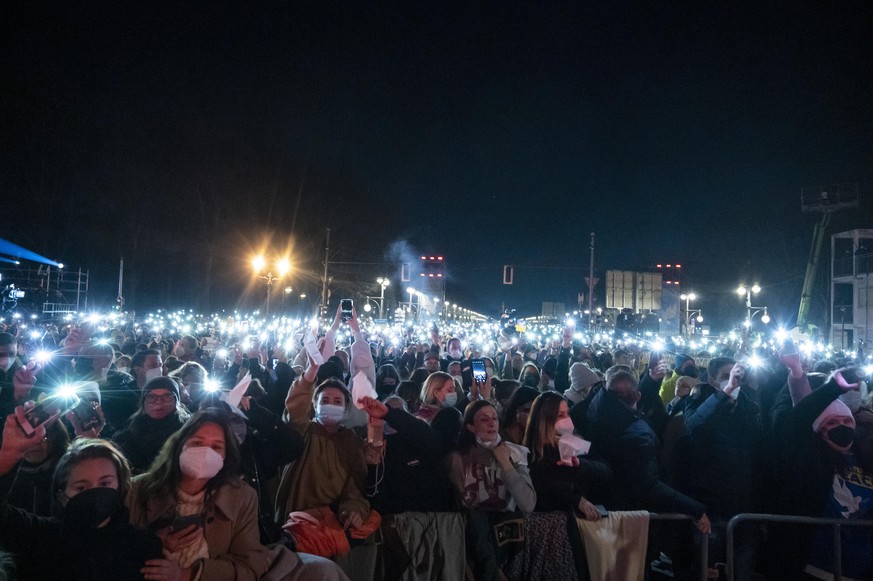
[128,476,273,581]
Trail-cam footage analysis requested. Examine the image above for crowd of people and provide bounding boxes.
[0,306,870,581]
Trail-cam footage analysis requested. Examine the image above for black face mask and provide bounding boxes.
[63,487,120,528]
[377,383,396,398]
[826,425,856,448]
[523,376,539,388]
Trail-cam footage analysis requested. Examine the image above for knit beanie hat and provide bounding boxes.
[812,399,855,433]
[142,376,181,401]
[569,362,599,392]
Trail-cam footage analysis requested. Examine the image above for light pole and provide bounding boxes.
[376,277,390,318]
[679,293,703,338]
[253,256,291,320]
[736,284,761,328]
[680,292,697,338]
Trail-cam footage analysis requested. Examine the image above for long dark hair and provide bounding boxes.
[523,391,565,463]
[52,438,132,516]
[137,408,243,515]
[457,400,498,454]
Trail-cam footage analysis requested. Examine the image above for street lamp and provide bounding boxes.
[253,255,292,319]
[376,277,390,318]
[680,292,699,338]
[736,284,761,328]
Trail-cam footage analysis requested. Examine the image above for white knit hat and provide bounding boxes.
[569,362,599,392]
[812,399,855,433]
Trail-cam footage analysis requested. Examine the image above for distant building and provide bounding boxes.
[831,229,873,352]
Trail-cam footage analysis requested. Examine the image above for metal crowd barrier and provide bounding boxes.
[726,513,873,581]
[649,512,709,581]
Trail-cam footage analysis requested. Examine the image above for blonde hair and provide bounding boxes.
[420,372,453,405]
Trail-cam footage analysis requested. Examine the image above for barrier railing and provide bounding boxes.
[726,513,873,581]
[649,512,709,581]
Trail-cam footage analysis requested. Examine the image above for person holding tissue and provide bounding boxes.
[523,392,612,518]
[274,355,370,534]
[450,400,536,580]
[680,360,764,518]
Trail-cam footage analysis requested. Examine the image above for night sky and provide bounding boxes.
[2,2,871,329]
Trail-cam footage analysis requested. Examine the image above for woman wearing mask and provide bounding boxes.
[0,407,161,580]
[518,362,541,390]
[112,377,189,474]
[449,400,536,581]
[523,392,611,518]
[128,409,269,580]
[415,371,460,423]
[375,363,401,400]
[274,358,370,535]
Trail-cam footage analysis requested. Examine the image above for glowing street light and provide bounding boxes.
[680,292,701,338]
[252,255,292,319]
[736,283,763,328]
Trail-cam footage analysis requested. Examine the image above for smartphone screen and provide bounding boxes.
[72,399,101,432]
[471,359,487,384]
[341,299,353,323]
[19,394,81,436]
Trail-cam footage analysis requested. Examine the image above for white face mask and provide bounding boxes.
[99,366,109,380]
[555,417,575,436]
[0,357,12,372]
[442,392,458,408]
[173,345,187,358]
[448,349,462,359]
[116,366,130,375]
[315,403,345,425]
[476,433,501,449]
[547,379,555,389]
[179,446,224,480]
[145,367,163,382]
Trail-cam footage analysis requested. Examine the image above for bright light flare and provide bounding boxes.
[252,255,265,272]
[748,355,763,369]
[34,350,53,364]
[204,379,221,393]
[56,384,78,399]
[651,339,665,352]
[277,258,291,276]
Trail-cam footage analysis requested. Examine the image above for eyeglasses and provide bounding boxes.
[145,393,176,404]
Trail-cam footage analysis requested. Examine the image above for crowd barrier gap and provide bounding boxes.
[725,513,873,581]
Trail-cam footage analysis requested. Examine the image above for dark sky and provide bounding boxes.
[1,2,871,328]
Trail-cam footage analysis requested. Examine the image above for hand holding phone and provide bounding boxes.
[341,299,353,323]
[18,393,80,437]
[3,405,47,460]
[471,359,487,385]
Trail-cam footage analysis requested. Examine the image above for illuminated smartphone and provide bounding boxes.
[471,358,487,384]
[341,299,353,323]
[18,394,81,436]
